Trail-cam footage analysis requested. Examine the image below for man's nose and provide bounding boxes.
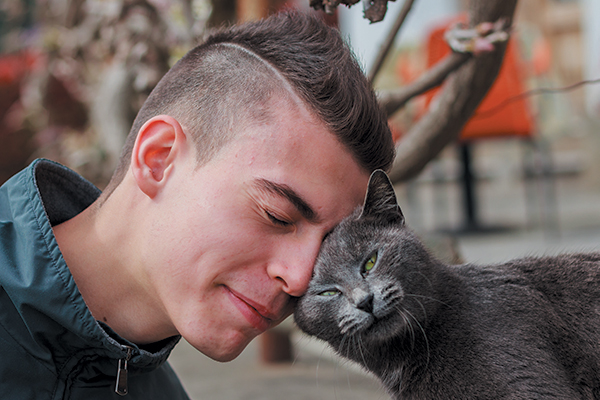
[267,236,321,297]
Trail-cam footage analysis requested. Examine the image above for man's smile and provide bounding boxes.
[224,286,280,332]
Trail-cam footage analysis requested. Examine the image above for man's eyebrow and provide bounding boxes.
[254,179,320,223]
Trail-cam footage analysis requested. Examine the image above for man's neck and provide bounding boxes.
[52,188,177,345]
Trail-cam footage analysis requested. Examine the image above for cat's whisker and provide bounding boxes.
[380,283,400,301]
[354,334,370,369]
[358,330,376,358]
[339,314,353,324]
[339,332,356,363]
[404,293,451,309]
[316,342,328,397]
[394,306,417,353]
[338,335,349,360]
[338,314,361,335]
[290,332,314,366]
[339,320,358,336]
[408,296,428,322]
[400,311,417,352]
[403,308,430,369]
[405,270,435,291]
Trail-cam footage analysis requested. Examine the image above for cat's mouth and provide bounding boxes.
[358,310,406,342]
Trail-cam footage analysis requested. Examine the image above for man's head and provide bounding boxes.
[93,11,395,361]
[103,11,394,197]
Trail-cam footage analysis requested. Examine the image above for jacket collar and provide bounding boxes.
[0,159,180,372]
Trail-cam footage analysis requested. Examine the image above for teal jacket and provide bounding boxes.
[0,159,190,399]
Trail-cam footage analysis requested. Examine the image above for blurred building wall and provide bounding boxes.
[581,0,600,116]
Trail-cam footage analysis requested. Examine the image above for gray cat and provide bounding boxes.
[294,170,600,399]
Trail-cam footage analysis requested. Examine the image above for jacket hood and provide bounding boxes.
[0,159,180,379]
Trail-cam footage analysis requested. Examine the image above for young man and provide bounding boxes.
[0,11,394,399]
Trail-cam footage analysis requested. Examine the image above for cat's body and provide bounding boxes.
[294,170,600,399]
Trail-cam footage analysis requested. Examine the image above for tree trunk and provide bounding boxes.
[388,0,519,183]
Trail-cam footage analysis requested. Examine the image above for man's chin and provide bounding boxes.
[208,347,246,362]
[186,334,254,362]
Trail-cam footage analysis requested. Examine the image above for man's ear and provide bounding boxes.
[131,115,187,198]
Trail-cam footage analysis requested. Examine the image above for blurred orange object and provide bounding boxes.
[423,18,535,141]
[408,18,559,233]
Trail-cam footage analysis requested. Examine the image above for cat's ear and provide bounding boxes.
[359,170,405,225]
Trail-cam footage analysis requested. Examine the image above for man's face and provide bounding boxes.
[143,99,370,361]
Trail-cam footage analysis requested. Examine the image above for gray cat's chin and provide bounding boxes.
[370,315,408,342]
[343,312,407,344]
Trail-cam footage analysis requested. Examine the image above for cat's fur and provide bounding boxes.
[294,170,600,400]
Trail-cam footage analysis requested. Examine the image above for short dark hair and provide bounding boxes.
[103,11,394,195]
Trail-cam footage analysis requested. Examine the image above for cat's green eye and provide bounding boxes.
[363,252,378,274]
[318,290,340,297]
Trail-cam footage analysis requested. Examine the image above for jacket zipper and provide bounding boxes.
[115,346,133,396]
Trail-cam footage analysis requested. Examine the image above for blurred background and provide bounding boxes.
[2,0,600,244]
[3,0,600,398]
[1,0,599,224]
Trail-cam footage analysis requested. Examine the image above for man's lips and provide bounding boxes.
[225,287,280,332]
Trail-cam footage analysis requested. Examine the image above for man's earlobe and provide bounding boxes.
[131,115,186,198]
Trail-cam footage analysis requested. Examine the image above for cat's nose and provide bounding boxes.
[353,288,374,313]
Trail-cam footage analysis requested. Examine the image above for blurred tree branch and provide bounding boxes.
[310,0,519,183]
[367,0,414,83]
[388,0,517,182]
[377,51,471,116]
[310,0,396,23]
[4,0,519,188]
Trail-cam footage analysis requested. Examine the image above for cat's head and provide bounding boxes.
[295,170,436,356]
